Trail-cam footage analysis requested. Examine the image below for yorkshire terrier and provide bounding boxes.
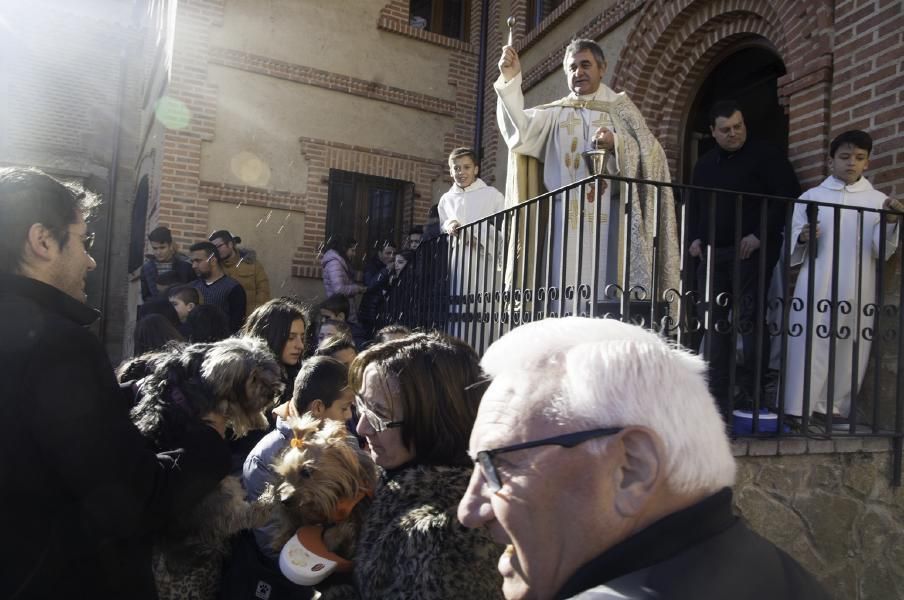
[263,414,378,577]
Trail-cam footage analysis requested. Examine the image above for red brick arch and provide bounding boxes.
[610,0,790,174]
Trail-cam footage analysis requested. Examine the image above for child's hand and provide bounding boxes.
[883,197,903,223]
[739,233,760,260]
[688,239,702,258]
[446,220,461,235]
[798,223,820,243]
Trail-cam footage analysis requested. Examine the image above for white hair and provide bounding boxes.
[480,317,735,495]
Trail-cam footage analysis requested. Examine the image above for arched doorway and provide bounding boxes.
[682,44,788,182]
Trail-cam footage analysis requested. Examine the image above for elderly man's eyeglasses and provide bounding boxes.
[475,427,623,494]
[355,396,403,433]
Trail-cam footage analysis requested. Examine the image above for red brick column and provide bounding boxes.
[829,0,902,198]
[156,0,223,249]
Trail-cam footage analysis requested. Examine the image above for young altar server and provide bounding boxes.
[782,130,901,424]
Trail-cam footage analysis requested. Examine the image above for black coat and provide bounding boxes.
[554,488,830,600]
[0,274,230,599]
[358,256,392,329]
[687,139,801,251]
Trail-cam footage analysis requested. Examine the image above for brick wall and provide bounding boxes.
[151,0,482,285]
[0,4,131,170]
[603,0,901,196]
[0,0,141,358]
[153,0,899,306]
[155,0,223,250]
[830,0,903,199]
[294,138,446,278]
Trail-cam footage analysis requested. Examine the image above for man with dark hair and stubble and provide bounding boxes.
[208,229,270,316]
[686,100,802,416]
[0,167,230,599]
[189,240,247,334]
[140,225,194,301]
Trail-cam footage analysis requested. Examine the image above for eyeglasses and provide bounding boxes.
[355,396,403,433]
[81,232,95,252]
[475,427,623,494]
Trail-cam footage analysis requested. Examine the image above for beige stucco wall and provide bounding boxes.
[201,66,452,189]
[207,200,308,299]
[211,0,456,101]
[490,10,640,185]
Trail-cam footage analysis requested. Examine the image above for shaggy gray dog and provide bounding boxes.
[120,337,285,600]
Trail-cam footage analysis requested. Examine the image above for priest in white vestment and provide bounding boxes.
[495,39,679,318]
[438,148,506,330]
[781,131,900,420]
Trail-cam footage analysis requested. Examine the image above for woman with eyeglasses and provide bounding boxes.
[337,331,504,600]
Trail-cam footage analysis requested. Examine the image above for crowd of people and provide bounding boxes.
[0,33,893,600]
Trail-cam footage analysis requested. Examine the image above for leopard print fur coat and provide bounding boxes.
[321,464,504,600]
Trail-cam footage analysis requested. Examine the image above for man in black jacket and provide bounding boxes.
[686,101,801,416]
[459,317,829,600]
[0,168,231,599]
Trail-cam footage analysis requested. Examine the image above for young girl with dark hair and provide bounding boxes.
[241,298,309,403]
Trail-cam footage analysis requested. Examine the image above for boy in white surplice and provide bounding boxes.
[782,130,901,422]
[438,148,505,326]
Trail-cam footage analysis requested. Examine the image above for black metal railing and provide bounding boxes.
[379,173,903,485]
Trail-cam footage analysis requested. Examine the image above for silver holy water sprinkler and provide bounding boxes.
[507,16,515,46]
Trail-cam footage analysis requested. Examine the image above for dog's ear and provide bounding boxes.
[246,366,260,392]
[275,480,297,503]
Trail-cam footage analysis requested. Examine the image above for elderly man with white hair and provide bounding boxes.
[458,317,829,600]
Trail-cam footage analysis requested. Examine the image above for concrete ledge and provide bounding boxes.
[731,440,749,456]
[731,436,895,457]
[861,437,893,452]
[749,440,780,456]
[833,438,864,453]
[778,439,808,455]
[807,439,835,454]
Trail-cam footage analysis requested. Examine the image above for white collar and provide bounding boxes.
[453,178,488,193]
[567,83,618,103]
[821,175,873,192]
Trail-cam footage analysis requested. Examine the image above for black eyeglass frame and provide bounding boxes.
[354,395,404,433]
[81,231,96,252]
[476,426,624,493]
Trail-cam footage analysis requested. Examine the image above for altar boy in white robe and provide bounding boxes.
[783,130,901,423]
[495,38,679,313]
[438,147,505,330]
